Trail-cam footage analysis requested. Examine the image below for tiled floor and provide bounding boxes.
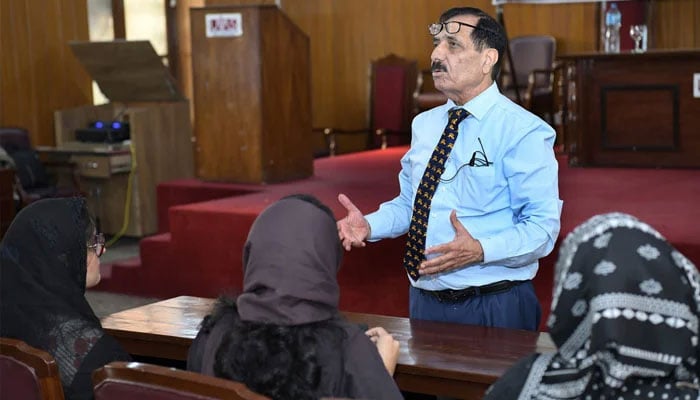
[87,235,159,318]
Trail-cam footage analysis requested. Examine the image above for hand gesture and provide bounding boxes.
[365,326,400,375]
[336,193,370,251]
[419,210,484,276]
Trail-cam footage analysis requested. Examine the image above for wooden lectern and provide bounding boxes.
[190,5,313,183]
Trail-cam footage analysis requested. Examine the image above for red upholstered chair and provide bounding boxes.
[413,69,448,114]
[0,337,65,400]
[0,127,81,208]
[92,362,270,400]
[315,54,418,156]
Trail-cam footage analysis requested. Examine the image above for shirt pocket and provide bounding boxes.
[451,166,499,213]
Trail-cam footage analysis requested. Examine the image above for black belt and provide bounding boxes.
[420,280,527,303]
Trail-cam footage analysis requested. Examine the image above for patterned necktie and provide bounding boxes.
[403,107,469,281]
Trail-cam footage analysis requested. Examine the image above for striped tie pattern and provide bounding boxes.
[403,108,469,281]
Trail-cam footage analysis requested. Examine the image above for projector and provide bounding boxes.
[75,121,130,143]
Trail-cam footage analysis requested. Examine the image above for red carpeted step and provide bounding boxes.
[136,233,181,298]
[95,256,141,293]
[157,179,261,233]
[101,257,145,294]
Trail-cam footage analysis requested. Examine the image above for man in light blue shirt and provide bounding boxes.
[337,7,562,331]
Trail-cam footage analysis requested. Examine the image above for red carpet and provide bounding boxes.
[98,147,700,331]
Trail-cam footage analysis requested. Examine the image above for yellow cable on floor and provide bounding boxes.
[106,140,137,248]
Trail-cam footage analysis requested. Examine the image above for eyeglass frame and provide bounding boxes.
[469,137,492,167]
[440,137,492,182]
[428,21,500,37]
[87,233,106,257]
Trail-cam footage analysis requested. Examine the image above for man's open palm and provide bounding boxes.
[336,193,370,251]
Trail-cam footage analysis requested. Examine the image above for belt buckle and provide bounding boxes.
[444,288,475,302]
[445,289,461,302]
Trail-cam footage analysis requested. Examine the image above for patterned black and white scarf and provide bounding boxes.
[517,212,700,399]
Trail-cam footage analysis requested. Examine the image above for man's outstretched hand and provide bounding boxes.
[419,210,484,275]
[336,193,370,251]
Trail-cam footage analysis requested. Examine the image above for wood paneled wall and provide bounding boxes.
[652,0,700,49]
[0,0,92,146]
[4,0,695,151]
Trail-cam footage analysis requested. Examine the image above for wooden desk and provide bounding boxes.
[560,49,700,168]
[102,296,556,399]
[37,144,132,178]
[37,143,139,236]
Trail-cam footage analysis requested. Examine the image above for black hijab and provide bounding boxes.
[487,212,700,399]
[237,196,343,325]
[0,198,105,389]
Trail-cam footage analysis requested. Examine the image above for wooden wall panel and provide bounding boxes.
[172,0,204,117]
[653,0,700,49]
[0,0,92,147]
[497,3,599,54]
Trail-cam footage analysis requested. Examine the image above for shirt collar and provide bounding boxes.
[445,82,499,120]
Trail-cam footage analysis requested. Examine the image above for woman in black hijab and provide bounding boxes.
[187,194,402,400]
[484,212,700,399]
[0,198,131,400]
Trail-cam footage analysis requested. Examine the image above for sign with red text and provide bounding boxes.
[205,13,243,38]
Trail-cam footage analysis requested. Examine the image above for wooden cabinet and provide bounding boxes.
[560,50,700,168]
[53,41,195,236]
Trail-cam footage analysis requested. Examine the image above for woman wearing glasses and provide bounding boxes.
[0,197,130,400]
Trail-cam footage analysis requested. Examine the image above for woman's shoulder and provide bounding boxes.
[187,298,240,375]
[199,296,239,332]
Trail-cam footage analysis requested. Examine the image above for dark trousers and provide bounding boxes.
[409,281,541,331]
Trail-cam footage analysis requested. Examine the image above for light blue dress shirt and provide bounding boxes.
[365,82,563,291]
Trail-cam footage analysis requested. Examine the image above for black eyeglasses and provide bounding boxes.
[87,233,105,258]
[428,21,499,37]
[469,137,492,167]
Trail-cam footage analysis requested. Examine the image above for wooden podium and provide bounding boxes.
[190,5,312,183]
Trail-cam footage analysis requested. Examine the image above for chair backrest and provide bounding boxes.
[0,127,50,192]
[0,127,32,154]
[369,54,418,147]
[507,35,556,89]
[92,362,271,400]
[0,337,65,400]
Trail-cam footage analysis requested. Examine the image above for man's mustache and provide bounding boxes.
[431,61,447,72]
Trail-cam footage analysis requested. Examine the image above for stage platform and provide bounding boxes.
[98,147,700,330]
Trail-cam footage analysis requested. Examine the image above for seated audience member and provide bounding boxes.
[0,198,131,400]
[484,212,700,399]
[0,146,14,168]
[187,194,402,400]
